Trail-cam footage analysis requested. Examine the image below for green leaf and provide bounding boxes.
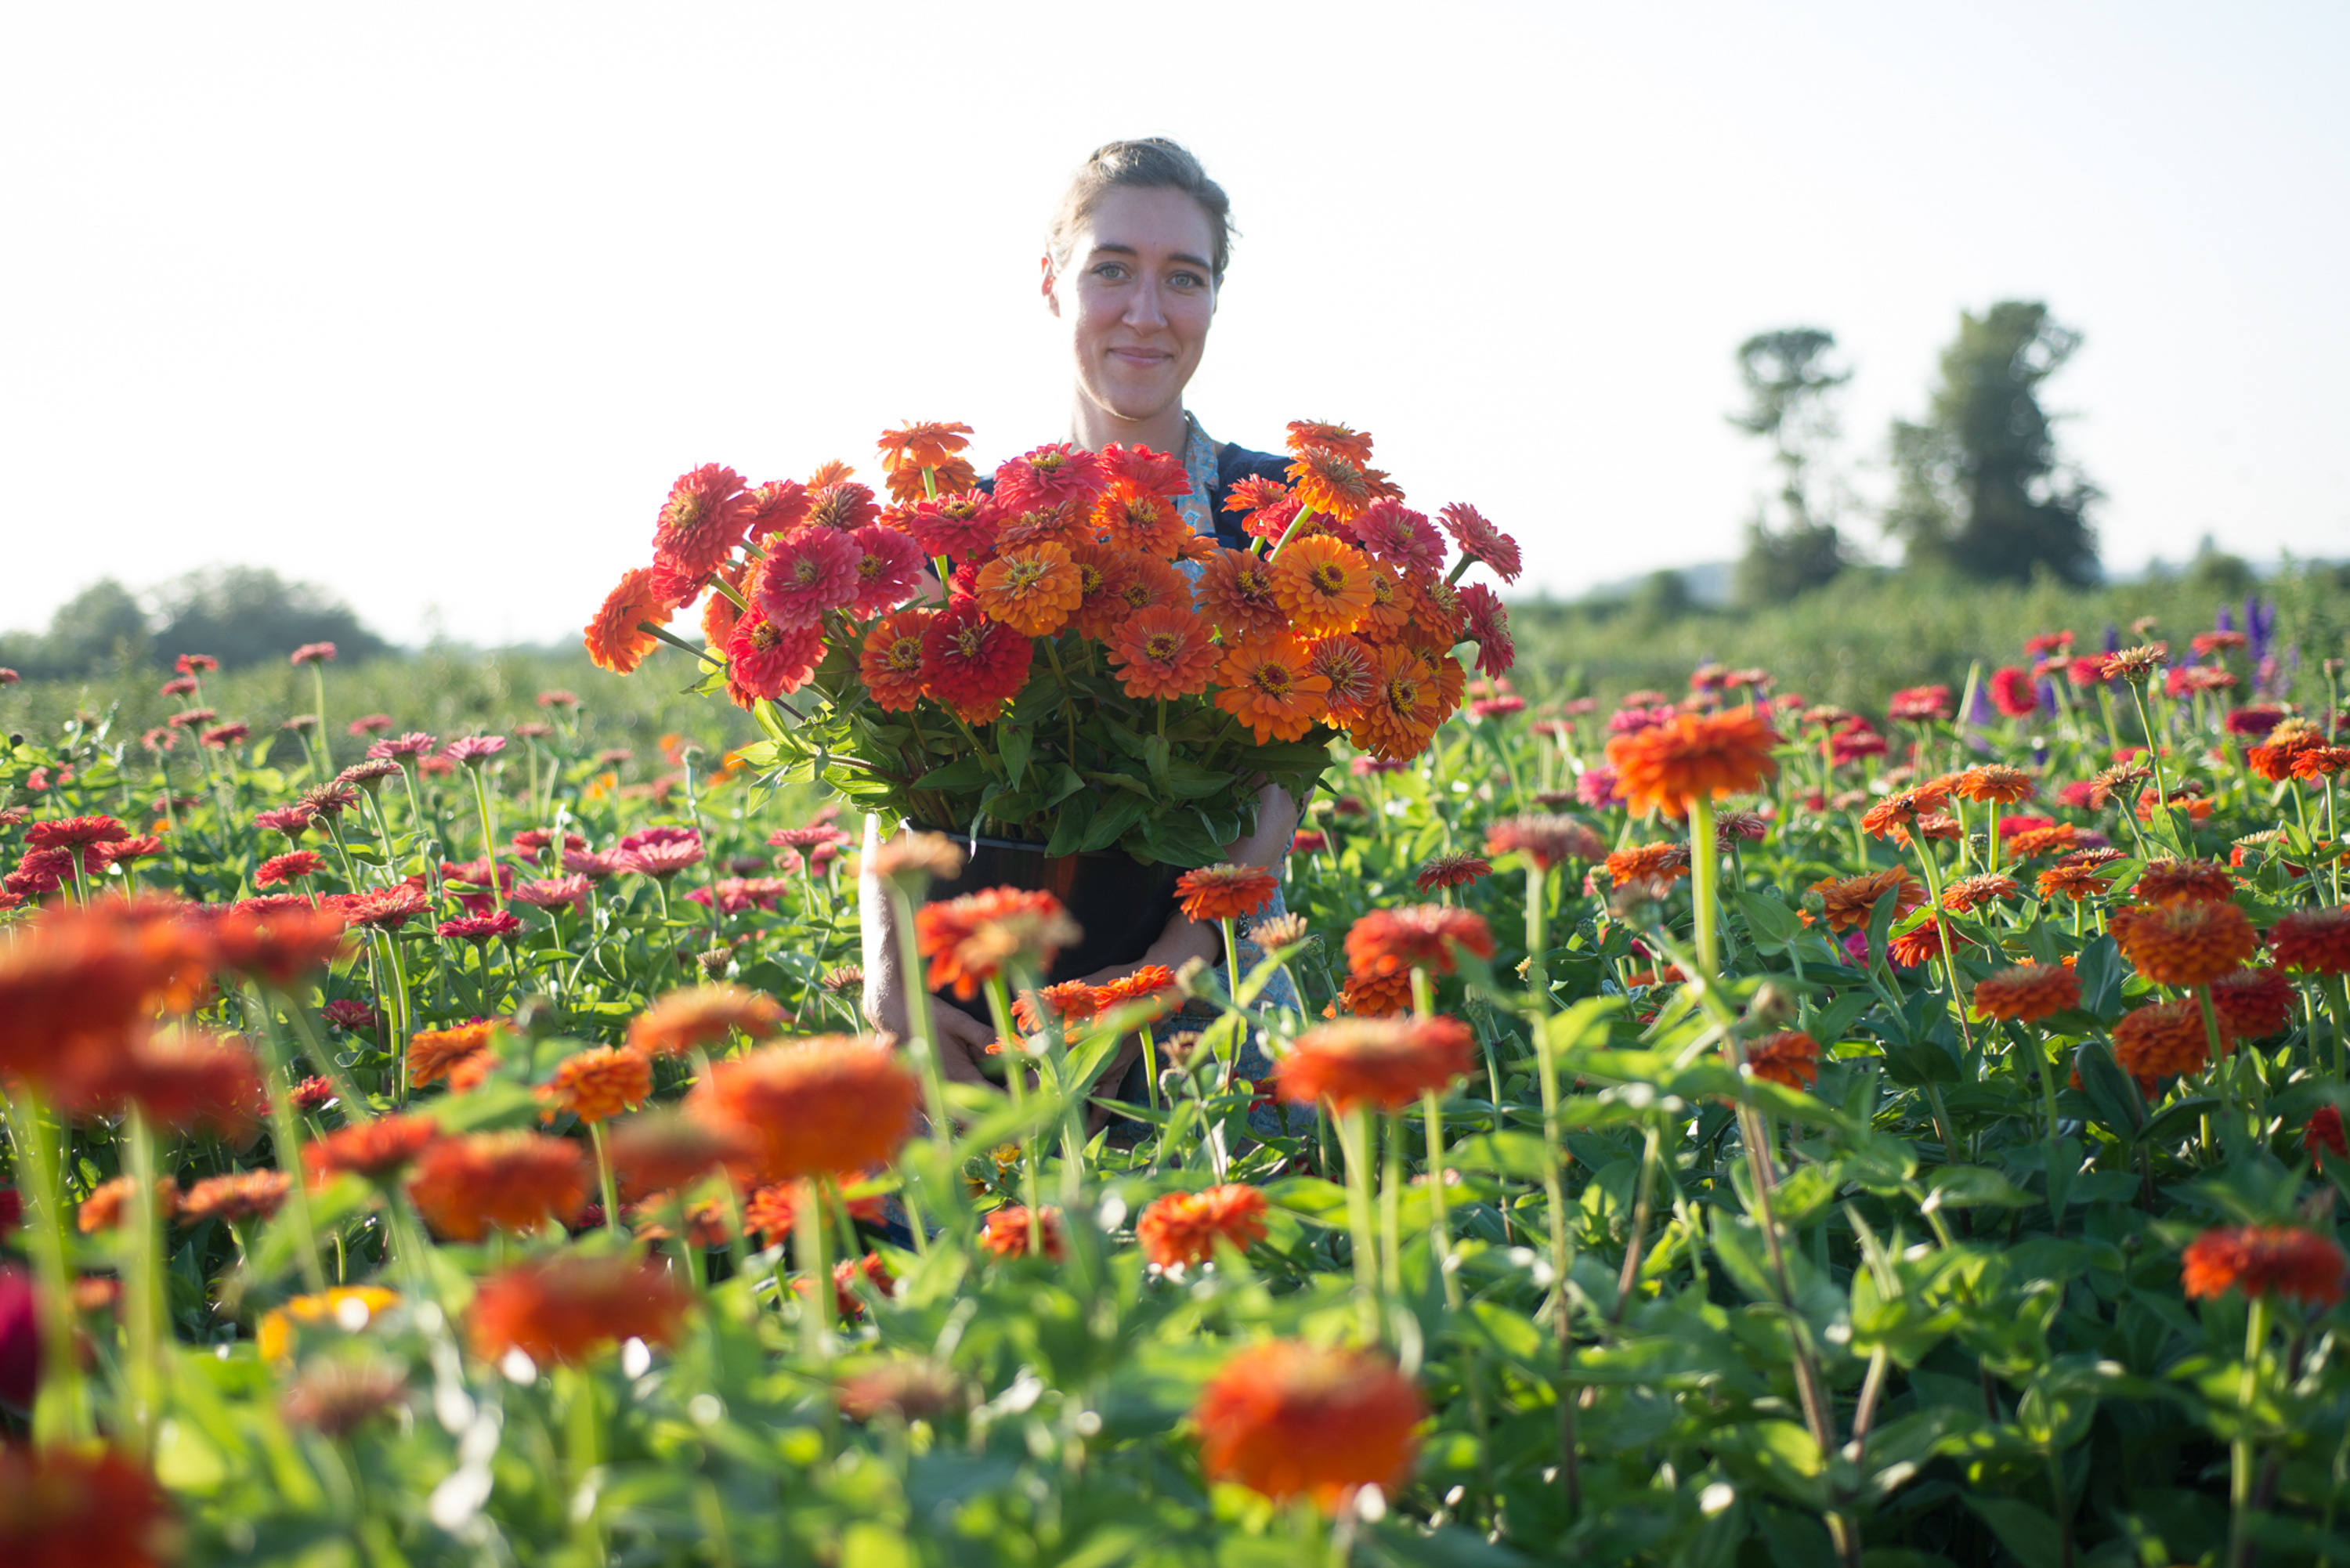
[1961,1494,2066,1568]
[917,753,993,793]
[1448,1132,1558,1180]
[1734,890,1804,952]
[1000,723,1033,789]
[1260,1176,1351,1227]
[1044,795,1094,856]
[1080,792,1150,852]
[1924,1165,2034,1210]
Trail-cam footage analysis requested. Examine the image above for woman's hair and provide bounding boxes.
[1047,138,1235,286]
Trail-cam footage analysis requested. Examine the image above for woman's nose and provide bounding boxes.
[1122,279,1167,331]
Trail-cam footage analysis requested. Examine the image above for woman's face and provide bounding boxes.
[1043,185,1218,429]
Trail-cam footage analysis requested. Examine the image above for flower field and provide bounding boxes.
[8,599,2350,1565]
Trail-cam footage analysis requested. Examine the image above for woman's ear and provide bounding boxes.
[1039,254,1061,319]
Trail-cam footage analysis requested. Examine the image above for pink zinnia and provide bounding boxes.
[367,732,438,761]
[725,612,826,703]
[439,911,523,944]
[1459,583,1514,678]
[512,875,592,912]
[754,526,862,629]
[847,525,927,616]
[321,999,377,1031]
[161,675,198,698]
[906,491,1003,560]
[562,847,626,881]
[201,723,251,748]
[1438,502,1521,582]
[1577,764,1624,807]
[993,443,1107,515]
[253,804,317,840]
[768,825,850,851]
[340,883,433,931]
[618,826,704,879]
[443,735,508,767]
[1348,500,1444,576]
[649,463,752,578]
[290,641,338,666]
[348,714,393,735]
[255,850,326,888]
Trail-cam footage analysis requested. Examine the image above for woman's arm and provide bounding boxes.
[858,817,998,1084]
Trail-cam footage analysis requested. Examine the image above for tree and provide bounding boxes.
[0,579,150,680]
[1729,327,1851,607]
[1885,301,2099,585]
[150,566,392,670]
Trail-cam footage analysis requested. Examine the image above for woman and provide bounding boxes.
[860,137,1303,1094]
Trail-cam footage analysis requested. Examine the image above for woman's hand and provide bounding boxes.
[858,818,997,1086]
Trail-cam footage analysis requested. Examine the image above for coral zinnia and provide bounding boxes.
[906,491,1001,560]
[1743,1031,1820,1091]
[846,524,926,617]
[468,1253,694,1366]
[995,444,1107,515]
[979,1205,1067,1261]
[1095,477,1191,558]
[2272,907,2350,975]
[1215,636,1331,745]
[1196,548,1287,641]
[540,1046,653,1124]
[1485,815,1608,872]
[1349,500,1444,576]
[1304,634,1379,723]
[1269,534,1374,638]
[649,463,751,578]
[689,1035,921,1183]
[2182,1225,2346,1309]
[1175,862,1283,923]
[1939,873,2020,913]
[1335,967,1413,1018]
[2112,999,2222,1080]
[1971,963,2081,1023]
[606,1112,743,1201]
[342,883,433,931]
[1414,852,1491,893]
[178,1169,291,1227]
[1438,501,1520,581]
[2036,858,2114,901]
[0,1443,175,1568]
[1012,981,1102,1032]
[306,1113,443,1187]
[975,542,1085,637]
[1809,867,1922,932]
[916,887,1083,998]
[1605,840,1691,889]
[920,600,1034,723]
[1285,447,1392,522]
[1135,1183,1270,1270]
[1344,906,1495,980]
[252,849,324,888]
[1604,707,1781,821]
[877,421,974,478]
[627,983,785,1057]
[859,609,934,713]
[1193,1339,1423,1509]
[407,1131,591,1241]
[2109,900,2257,988]
[1109,605,1220,700]
[1458,583,1515,679]
[584,567,671,676]
[1275,1016,1477,1112]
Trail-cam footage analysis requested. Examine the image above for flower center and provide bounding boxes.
[793,558,822,587]
[1253,663,1294,699]
[1144,632,1181,662]
[1005,559,1050,591]
[750,623,782,652]
[1309,564,1347,595]
[885,638,921,674]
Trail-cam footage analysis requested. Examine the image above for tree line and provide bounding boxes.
[1731,300,2102,609]
[0,566,392,681]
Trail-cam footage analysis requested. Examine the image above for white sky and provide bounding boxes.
[4,2,2345,646]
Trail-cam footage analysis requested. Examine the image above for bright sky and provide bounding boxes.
[4,2,2345,646]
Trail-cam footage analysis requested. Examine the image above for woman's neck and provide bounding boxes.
[1069,398,1191,458]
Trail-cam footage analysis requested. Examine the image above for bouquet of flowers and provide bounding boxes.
[585,421,1521,865]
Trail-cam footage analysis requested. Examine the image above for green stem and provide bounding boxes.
[9,1089,91,1443]
[1336,1107,1382,1345]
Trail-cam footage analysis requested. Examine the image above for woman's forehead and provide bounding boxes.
[1076,186,1215,267]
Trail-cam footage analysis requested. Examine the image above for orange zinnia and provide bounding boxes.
[410,1019,501,1088]
[1215,636,1331,744]
[974,542,1084,638]
[306,1113,443,1187]
[179,1169,291,1227]
[859,609,934,713]
[1606,840,1692,889]
[1344,906,1495,980]
[627,983,785,1057]
[1605,708,1781,821]
[876,420,974,477]
[469,1253,694,1366]
[980,1205,1067,1261]
[1305,634,1378,722]
[1135,1183,1270,1270]
[606,1112,743,1201]
[1955,764,2034,804]
[407,1131,592,1241]
[1742,1031,1819,1090]
[2112,999,2222,1079]
[2008,824,2081,858]
[540,1046,653,1125]
[1192,1339,1423,1510]
[2135,858,2236,907]
[1347,643,1448,761]
[2110,900,2258,987]
[1109,605,1219,700]
[1285,420,1376,466]
[1275,1016,1476,1113]
[584,567,671,676]
[1112,553,1194,619]
[689,1035,921,1183]
[1285,448,1394,522]
[916,887,1083,999]
[2182,1225,2346,1309]
[1175,863,1283,923]
[1196,548,1287,641]
[1940,873,2020,912]
[2037,858,2114,901]
[1094,480,1190,558]
[1335,968,1413,1018]
[1809,867,1922,932]
[1067,543,1143,639]
[1268,534,1373,638]
[1972,963,2081,1022]
[1012,981,1102,1032]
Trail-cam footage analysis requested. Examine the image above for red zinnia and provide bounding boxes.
[920,599,1033,723]
[2182,1225,2346,1309]
[2307,1107,2347,1172]
[2272,907,2350,975]
[979,1205,1068,1261]
[2211,966,2296,1040]
[1415,853,1491,893]
[0,1443,175,1568]
[725,610,826,704]
[753,526,862,629]
[1971,964,2081,1023]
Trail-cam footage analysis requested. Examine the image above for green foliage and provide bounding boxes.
[150,565,394,670]
[1886,302,2100,586]
[1730,329,1852,609]
[1513,560,2348,714]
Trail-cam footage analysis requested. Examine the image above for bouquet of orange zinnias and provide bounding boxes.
[585,421,1520,865]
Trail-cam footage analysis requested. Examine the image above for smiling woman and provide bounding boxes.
[859,138,1306,1100]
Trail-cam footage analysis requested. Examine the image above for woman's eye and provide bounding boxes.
[1092,263,1126,281]
[1169,272,1202,290]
